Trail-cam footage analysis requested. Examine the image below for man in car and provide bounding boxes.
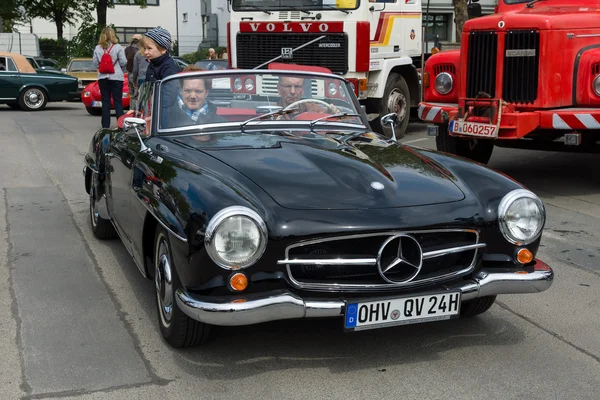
[168,68,227,127]
[277,76,339,120]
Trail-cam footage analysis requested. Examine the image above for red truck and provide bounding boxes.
[419,0,600,164]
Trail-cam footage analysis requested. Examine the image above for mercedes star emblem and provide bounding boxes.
[377,234,423,284]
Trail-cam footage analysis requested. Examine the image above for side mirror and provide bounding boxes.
[380,112,399,142]
[123,117,150,153]
[468,3,482,19]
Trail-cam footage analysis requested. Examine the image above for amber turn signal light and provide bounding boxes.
[423,71,430,88]
[516,248,534,265]
[229,273,248,292]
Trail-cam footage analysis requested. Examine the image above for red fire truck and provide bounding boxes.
[227,0,425,138]
[420,0,600,164]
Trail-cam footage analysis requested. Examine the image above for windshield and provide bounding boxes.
[232,0,359,12]
[194,60,228,71]
[157,70,365,132]
[69,60,95,72]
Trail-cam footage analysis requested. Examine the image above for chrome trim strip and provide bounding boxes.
[175,265,553,326]
[282,229,482,292]
[576,34,600,38]
[132,190,188,243]
[277,258,377,266]
[423,243,487,259]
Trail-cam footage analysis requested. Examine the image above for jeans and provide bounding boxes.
[98,78,124,128]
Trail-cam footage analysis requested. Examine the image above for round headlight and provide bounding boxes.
[328,82,338,96]
[593,75,600,96]
[205,206,267,269]
[498,189,545,245]
[434,72,453,95]
[234,77,243,91]
[244,78,255,91]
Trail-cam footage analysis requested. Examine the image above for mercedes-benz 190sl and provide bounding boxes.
[83,67,553,348]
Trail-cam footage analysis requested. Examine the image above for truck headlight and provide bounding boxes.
[205,206,267,269]
[498,189,545,245]
[593,75,600,96]
[434,72,453,95]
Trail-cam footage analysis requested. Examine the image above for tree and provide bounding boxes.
[22,0,91,39]
[0,0,26,32]
[452,0,468,43]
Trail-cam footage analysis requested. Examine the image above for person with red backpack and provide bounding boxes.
[92,26,127,128]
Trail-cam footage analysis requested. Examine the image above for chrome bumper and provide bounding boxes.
[176,260,554,327]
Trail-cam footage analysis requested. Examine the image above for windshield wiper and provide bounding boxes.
[309,112,361,131]
[318,4,349,14]
[239,107,299,132]
[278,5,311,15]
[241,5,272,15]
[526,0,546,8]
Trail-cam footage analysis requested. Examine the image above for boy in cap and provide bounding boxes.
[143,27,180,82]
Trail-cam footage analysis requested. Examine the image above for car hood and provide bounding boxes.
[68,71,97,80]
[174,131,465,210]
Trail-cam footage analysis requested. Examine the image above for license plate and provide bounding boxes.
[449,120,497,138]
[427,125,439,136]
[92,101,102,107]
[345,292,461,331]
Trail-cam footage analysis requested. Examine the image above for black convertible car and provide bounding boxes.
[84,68,553,348]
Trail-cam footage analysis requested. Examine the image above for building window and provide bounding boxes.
[423,14,450,42]
[114,27,153,45]
[115,0,159,5]
[183,12,188,22]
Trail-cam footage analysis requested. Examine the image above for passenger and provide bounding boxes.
[167,65,227,127]
[142,27,180,82]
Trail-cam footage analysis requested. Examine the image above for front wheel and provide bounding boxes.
[86,106,102,116]
[154,228,210,348]
[435,123,494,165]
[89,172,117,240]
[460,295,496,317]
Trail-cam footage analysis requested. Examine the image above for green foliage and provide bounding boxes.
[39,37,70,66]
[22,0,92,39]
[180,47,227,64]
[69,22,105,57]
[0,0,26,32]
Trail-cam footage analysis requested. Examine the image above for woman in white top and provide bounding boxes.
[92,27,127,128]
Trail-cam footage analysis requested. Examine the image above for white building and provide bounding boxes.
[177,0,228,54]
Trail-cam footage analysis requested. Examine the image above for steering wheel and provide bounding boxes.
[283,98,333,113]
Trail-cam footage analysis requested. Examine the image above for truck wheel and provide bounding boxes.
[436,123,494,164]
[372,73,410,140]
[154,227,211,348]
[18,87,48,111]
[86,106,102,116]
[460,295,496,317]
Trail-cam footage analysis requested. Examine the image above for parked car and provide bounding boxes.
[81,74,131,115]
[83,68,553,348]
[24,55,62,73]
[65,57,97,97]
[0,52,79,110]
[172,56,190,70]
[194,59,227,71]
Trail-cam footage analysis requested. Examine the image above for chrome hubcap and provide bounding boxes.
[387,88,407,124]
[155,237,173,326]
[24,89,44,109]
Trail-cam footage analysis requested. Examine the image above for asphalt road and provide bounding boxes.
[1,103,599,400]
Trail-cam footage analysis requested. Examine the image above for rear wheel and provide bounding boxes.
[435,123,494,164]
[86,106,102,116]
[461,295,496,317]
[154,228,211,347]
[18,87,48,111]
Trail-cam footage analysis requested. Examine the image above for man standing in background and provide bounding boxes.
[125,34,142,101]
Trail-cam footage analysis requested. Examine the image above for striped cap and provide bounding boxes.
[144,27,172,52]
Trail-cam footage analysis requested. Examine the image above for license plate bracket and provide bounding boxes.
[344,291,461,331]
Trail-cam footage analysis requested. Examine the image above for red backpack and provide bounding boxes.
[98,44,115,74]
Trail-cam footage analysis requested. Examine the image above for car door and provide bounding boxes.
[106,81,155,248]
[0,56,21,100]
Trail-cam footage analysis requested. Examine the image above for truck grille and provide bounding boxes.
[281,230,483,292]
[466,31,498,98]
[503,30,540,104]
[236,33,348,74]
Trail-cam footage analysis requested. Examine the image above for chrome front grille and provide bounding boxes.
[278,229,484,292]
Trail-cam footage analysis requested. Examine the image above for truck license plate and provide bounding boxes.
[450,120,497,138]
[344,292,461,331]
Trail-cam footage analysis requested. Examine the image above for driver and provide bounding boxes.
[277,76,339,120]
